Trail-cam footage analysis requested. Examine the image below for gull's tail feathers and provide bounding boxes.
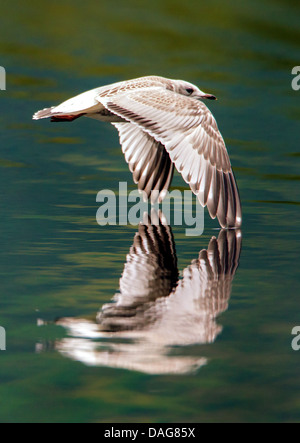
[33,107,85,122]
[33,107,56,120]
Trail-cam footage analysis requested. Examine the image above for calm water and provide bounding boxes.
[0,0,300,423]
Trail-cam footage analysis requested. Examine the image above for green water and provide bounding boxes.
[0,0,300,423]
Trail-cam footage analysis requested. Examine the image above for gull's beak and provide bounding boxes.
[197,91,217,100]
[202,94,217,100]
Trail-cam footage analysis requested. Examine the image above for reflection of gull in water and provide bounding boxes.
[43,214,242,375]
[33,75,242,228]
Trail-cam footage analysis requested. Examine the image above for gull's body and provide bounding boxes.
[33,75,242,228]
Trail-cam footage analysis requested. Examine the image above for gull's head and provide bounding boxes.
[171,79,217,101]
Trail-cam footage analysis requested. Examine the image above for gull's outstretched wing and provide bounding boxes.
[99,88,242,228]
[112,123,174,202]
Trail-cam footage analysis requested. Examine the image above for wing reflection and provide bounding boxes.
[40,214,242,375]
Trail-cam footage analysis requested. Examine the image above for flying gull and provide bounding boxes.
[33,75,242,228]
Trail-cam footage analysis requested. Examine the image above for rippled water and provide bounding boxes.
[0,0,299,423]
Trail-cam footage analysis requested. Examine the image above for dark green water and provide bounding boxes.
[0,0,300,423]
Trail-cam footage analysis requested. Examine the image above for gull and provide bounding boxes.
[33,75,242,228]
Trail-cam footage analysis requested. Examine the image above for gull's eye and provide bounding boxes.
[186,88,194,95]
